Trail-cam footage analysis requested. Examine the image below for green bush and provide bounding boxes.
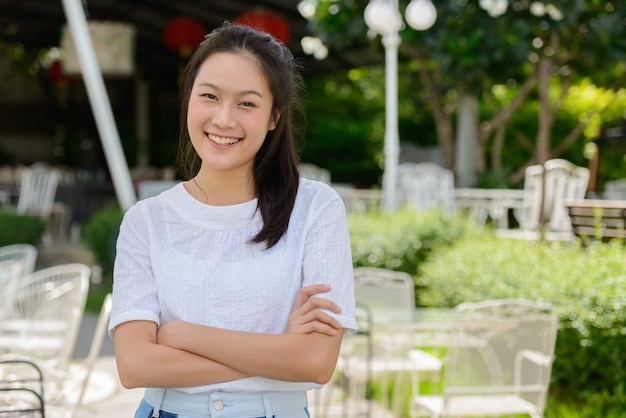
[82,204,124,278]
[348,207,477,276]
[416,233,626,413]
[0,210,45,246]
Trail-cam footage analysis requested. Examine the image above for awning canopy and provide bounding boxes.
[0,0,382,82]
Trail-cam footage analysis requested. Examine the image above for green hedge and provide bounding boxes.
[416,233,626,414]
[348,207,477,277]
[0,210,45,246]
[82,204,124,278]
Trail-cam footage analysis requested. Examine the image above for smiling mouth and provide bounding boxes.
[208,133,241,146]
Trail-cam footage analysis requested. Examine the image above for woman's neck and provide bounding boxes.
[186,169,256,206]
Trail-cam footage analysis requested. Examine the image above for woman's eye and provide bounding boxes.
[241,101,256,108]
[202,93,217,100]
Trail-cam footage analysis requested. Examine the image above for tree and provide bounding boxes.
[304,0,626,185]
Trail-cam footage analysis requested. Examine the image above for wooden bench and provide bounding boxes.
[563,199,626,242]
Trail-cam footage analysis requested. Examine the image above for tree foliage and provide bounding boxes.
[304,0,626,182]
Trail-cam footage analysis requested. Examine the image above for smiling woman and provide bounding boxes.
[108,22,356,418]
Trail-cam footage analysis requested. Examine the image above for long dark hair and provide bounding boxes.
[176,22,304,249]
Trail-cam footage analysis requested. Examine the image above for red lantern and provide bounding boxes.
[235,9,291,44]
[47,60,69,85]
[163,16,206,58]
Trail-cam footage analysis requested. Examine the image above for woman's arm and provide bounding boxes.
[113,320,249,389]
[115,285,343,388]
[157,321,343,384]
[157,284,345,384]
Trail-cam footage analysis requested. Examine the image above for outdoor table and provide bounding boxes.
[360,308,458,414]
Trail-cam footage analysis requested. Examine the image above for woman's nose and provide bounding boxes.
[211,104,236,128]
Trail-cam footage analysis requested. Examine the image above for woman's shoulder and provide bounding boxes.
[295,178,345,211]
[124,182,184,220]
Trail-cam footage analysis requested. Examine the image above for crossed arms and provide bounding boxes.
[113,284,345,389]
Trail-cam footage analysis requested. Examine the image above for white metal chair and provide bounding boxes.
[317,304,374,418]
[0,359,45,417]
[603,178,626,200]
[0,243,38,277]
[339,267,442,416]
[353,267,415,312]
[15,163,67,244]
[46,293,113,417]
[298,163,332,184]
[16,163,61,220]
[0,243,37,319]
[0,263,91,375]
[397,162,456,216]
[412,298,558,418]
[0,261,26,322]
[501,159,589,240]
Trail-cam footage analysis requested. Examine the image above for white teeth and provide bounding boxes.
[208,133,240,145]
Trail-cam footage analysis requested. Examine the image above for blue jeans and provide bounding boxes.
[134,389,310,418]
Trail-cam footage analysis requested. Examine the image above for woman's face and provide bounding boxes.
[187,52,277,176]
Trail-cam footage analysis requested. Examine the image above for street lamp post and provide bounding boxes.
[364,0,437,211]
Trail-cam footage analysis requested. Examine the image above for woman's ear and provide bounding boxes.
[269,110,281,131]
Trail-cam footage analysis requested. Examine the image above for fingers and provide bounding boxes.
[291,311,342,336]
[293,284,331,310]
[303,296,342,314]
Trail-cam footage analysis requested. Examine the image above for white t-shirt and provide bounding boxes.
[109,178,357,393]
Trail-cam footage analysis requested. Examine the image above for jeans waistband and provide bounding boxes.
[144,388,308,417]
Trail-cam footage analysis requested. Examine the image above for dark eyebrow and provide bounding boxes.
[197,82,264,99]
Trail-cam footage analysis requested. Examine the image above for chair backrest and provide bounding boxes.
[298,163,331,184]
[0,243,38,277]
[522,159,589,232]
[0,260,25,320]
[4,263,91,372]
[16,163,61,218]
[353,267,415,319]
[442,299,558,416]
[604,178,626,200]
[396,162,456,215]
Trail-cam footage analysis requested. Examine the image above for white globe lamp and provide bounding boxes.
[405,0,438,31]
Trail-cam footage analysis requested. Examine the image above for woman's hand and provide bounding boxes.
[285,284,342,336]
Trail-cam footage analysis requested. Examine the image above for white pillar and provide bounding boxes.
[381,31,401,211]
[60,0,137,211]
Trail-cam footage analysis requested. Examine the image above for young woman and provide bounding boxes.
[108,22,356,418]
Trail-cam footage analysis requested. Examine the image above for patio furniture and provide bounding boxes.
[0,244,38,318]
[333,186,381,213]
[412,298,558,418]
[0,359,45,417]
[0,243,38,277]
[397,162,456,216]
[0,260,28,321]
[564,198,626,243]
[15,163,71,244]
[603,178,626,200]
[0,263,91,375]
[498,159,589,240]
[319,303,374,418]
[342,267,442,416]
[454,188,526,228]
[298,163,331,184]
[16,163,61,220]
[46,293,112,417]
